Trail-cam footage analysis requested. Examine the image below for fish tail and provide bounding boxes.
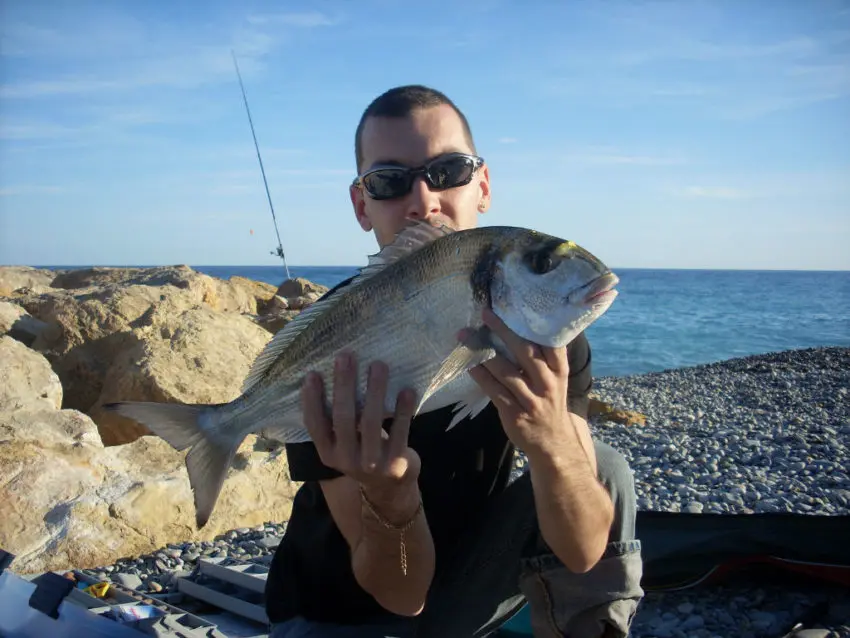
[103,401,242,528]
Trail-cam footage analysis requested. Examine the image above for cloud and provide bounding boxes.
[560,146,688,167]
[0,12,283,100]
[246,11,340,28]
[677,186,748,200]
[498,137,518,144]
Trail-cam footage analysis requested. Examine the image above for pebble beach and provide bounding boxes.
[78,346,849,637]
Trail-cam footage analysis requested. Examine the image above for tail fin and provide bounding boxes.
[103,401,241,528]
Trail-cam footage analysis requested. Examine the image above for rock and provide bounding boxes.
[0,302,48,347]
[113,573,143,589]
[275,277,328,300]
[264,295,290,313]
[253,309,301,335]
[0,266,57,296]
[588,397,647,426]
[0,336,63,412]
[0,406,298,576]
[17,266,266,416]
[89,307,272,445]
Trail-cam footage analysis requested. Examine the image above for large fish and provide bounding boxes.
[105,220,619,527]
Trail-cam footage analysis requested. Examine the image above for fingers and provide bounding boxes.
[482,308,569,385]
[478,353,537,407]
[331,351,359,468]
[302,371,333,454]
[359,361,389,473]
[482,308,550,383]
[467,365,516,413]
[386,387,417,466]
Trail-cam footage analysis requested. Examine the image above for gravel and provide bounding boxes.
[77,347,849,637]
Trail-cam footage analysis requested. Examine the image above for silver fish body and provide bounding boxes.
[106,221,619,527]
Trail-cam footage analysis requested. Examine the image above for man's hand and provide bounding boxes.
[302,351,421,504]
[466,307,571,457]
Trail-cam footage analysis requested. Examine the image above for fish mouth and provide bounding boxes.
[578,272,619,305]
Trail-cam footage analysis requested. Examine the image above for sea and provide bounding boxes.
[188,265,850,379]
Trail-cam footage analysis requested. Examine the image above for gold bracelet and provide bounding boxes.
[358,484,423,576]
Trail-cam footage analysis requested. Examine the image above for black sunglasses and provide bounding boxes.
[353,153,485,201]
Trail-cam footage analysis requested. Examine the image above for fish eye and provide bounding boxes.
[528,250,556,274]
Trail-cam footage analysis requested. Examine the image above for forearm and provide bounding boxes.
[351,480,436,616]
[526,419,614,573]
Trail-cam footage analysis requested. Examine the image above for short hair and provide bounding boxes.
[354,85,476,171]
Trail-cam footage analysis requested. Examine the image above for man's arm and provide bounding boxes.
[467,310,614,574]
[320,474,435,616]
[524,410,614,573]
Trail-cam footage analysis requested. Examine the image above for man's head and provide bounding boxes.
[350,85,491,248]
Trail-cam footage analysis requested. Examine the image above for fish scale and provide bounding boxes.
[104,221,619,527]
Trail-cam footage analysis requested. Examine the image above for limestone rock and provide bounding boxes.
[0,301,48,347]
[0,407,297,576]
[89,307,272,445]
[588,397,647,426]
[0,266,57,296]
[275,277,329,300]
[0,336,63,412]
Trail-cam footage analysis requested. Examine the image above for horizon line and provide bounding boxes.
[10,263,850,274]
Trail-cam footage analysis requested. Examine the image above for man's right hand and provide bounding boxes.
[301,350,435,617]
[301,350,421,502]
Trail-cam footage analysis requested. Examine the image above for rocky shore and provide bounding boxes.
[1,265,847,637]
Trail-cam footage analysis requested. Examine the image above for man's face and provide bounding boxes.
[350,104,491,248]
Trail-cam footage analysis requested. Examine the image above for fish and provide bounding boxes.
[105,220,619,527]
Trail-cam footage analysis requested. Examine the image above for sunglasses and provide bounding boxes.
[353,153,485,201]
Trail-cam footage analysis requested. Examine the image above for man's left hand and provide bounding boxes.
[467,307,572,456]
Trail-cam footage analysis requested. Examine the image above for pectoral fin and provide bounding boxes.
[418,327,495,412]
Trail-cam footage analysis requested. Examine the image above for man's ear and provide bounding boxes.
[350,184,372,231]
[478,164,491,213]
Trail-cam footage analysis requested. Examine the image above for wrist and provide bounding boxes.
[360,479,422,524]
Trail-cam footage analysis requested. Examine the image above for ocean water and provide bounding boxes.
[191,265,850,379]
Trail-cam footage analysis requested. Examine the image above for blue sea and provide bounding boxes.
[189,265,850,379]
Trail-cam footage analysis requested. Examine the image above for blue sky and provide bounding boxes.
[1,0,848,270]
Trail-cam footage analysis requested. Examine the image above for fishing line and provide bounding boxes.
[231,49,291,281]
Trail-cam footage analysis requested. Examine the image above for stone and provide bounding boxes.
[0,406,298,575]
[88,307,272,445]
[275,277,328,300]
[0,336,63,412]
[588,397,647,426]
[0,266,57,295]
[0,301,48,347]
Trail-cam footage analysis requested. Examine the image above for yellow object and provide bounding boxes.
[83,582,110,598]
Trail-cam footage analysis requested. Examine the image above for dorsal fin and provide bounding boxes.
[241,219,457,394]
[362,219,456,273]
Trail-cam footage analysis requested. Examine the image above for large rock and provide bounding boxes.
[0,336,62,412]
[0,266,56,296]
[0,301,48,347]
[0,407,297,576]
[89,307,273,445]
[0,331,298,576]
[9,267,267,416]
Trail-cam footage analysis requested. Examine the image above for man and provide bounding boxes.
[265,85,644,637]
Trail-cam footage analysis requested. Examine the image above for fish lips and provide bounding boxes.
[573,272,620,306]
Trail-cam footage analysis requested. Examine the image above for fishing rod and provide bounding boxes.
[231,49,291,281]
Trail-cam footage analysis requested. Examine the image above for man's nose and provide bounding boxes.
[405,175,440,220]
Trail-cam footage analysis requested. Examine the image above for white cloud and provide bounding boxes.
[678,186,748,200]
[246,11,340,28]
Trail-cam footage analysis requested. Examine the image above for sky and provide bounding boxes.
[1,0,848,271]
